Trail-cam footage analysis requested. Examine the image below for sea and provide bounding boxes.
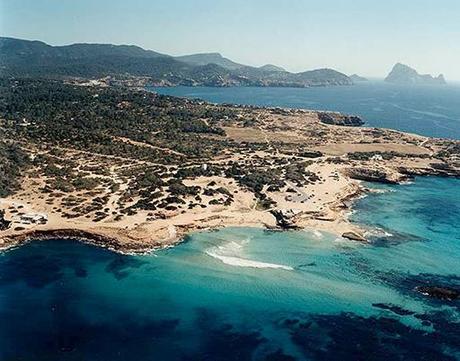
[152,81,460,140]
[1,82,460,360]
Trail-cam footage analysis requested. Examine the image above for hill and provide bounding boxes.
[0,37,353,87]
[258,64,286,72]
[349,74,368,82]
[175,52,244,70]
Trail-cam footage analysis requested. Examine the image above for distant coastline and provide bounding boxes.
[0,37,353,88]
[152,82,460,140]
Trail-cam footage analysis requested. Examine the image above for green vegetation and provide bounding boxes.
[347,151,429,161]
[0,142,30,197]
[0,77,325,219]
[0,78,236,163]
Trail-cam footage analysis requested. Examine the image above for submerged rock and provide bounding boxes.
[372,303,415,316]
[415,286,460,301]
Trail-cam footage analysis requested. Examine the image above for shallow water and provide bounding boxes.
[1,177,460,360]
[151,82,460,139]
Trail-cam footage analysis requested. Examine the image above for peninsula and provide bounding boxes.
[1,78,459,253]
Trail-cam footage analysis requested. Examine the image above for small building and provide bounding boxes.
[371,154,384,161]
[20,213,48,225]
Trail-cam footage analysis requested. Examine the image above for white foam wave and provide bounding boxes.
[205,238,293,270]
[333,237,349,244]
[312,230,324,239]
[366,227,393,238]
[206,250,293,270]
[370,188,393,194]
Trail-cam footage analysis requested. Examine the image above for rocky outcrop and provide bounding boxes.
[345,162,460,187]
[0,229,155,254]
[415,286,460,301]
[0,210,11,231]
[342,231,367,242]
[318,112,364,127]
[345,168,403,184]
[298,150,323,158]
[398,165,460,179]
[270,209,301,229]
[385,63,446,85]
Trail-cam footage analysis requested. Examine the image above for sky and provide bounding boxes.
[1,0,459,80]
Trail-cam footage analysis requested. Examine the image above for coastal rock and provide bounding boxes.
[415,286,460,301]
[398,165,460,179]
[345,167,402,184]
[342,231,367,242]
[0,210,11,231]
[1,229,154,254]
[318,112,364,127]
[270,209,301,229]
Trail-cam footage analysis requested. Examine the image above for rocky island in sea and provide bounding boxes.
[349,74,368,82]
[385,63,446,85]
[1,77,459,253]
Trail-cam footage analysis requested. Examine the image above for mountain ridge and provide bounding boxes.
[0,37,352,88]
[175,52,244,70]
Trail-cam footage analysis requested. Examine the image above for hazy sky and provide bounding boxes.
[2,0,459,79]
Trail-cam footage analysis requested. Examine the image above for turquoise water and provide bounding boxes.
[2,83,460,359]
[151,82,460,140]
[1,177,460,360]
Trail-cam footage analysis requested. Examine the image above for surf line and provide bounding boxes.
[206,249,293,270]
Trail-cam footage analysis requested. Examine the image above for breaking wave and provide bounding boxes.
[205,240,293,270]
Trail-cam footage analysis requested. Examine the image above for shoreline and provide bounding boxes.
[0,165,371,254]
[3,171,458,255]
[0,178,389,255]
[2,150,459,254]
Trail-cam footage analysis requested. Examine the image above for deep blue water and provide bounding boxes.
[2,85,460,360]
[151,82,460,140]
[1,177,460,360]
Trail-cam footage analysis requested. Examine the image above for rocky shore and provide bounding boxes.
[318,112,365,127]
[0,229,156,254]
